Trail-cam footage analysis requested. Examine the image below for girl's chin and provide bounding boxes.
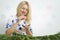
[21,14,26,16]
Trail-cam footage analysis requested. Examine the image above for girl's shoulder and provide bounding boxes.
[5,16,18,28]
[6,16,18,25]
[9,16,18,23]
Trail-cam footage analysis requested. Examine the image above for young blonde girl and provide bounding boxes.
[6,1,32,36]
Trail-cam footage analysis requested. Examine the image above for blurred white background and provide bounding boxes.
[0,0,60,36]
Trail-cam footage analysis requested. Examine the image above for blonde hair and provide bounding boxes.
[16,1,31,23]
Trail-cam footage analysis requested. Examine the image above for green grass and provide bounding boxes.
[0,32,60,40]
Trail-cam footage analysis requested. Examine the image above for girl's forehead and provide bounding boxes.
[22,4,28,9]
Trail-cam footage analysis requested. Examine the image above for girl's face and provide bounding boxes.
[20,4,28,16]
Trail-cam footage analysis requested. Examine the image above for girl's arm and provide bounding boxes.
[22,25,32,36]
[6,16,23,36]
[26,28,32,36]
[6,22,18,36]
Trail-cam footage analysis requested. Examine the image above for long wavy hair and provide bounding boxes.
[16,1,31,23]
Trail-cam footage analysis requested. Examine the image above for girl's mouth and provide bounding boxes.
[22,11,25,14]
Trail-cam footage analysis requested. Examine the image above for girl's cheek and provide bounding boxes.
[26,11,27,13]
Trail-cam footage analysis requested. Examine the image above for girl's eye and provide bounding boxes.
[22,7,25,9]
[22,7,28,11]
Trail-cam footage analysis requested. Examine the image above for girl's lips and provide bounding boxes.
[22,11,25,14]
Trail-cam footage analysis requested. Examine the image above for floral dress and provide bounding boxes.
[5,16,32,35]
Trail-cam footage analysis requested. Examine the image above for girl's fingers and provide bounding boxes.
[22,25,25,27]
[22,25,30,30]
[18,15,26,20]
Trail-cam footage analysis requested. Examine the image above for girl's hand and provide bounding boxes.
[22,24,32,36]
[22,24,30,30]
[18,15,26,20]
[17,15,26,23]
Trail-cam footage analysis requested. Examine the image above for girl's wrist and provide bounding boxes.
[26,28,30,31]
